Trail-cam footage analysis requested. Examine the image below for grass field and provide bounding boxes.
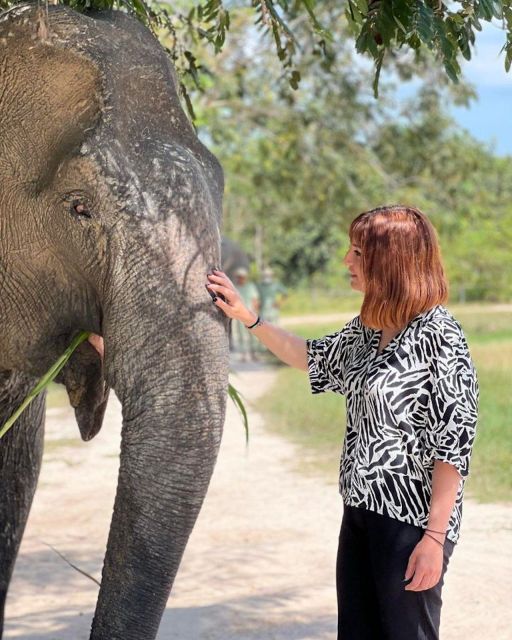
[260,306,512,503]
[280,288,362,316]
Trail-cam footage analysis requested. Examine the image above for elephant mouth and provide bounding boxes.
[56,337,109,441]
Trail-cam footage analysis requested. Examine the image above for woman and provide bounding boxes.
[206,205,479,640]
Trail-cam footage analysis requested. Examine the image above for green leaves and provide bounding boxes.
[197,3,511,300]
[415,2,435,43]
[503,5,512,71]
[228,382,249,444]
[300,0,330,38]
[477,0,503,21]
[1,0,510,107]
[346,0,510,95]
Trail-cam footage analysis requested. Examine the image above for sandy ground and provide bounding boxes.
[4,363,512,640]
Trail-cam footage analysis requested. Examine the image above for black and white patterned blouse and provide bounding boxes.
[306,305,479,543]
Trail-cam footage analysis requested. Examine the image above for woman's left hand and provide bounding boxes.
[404,535,444,591]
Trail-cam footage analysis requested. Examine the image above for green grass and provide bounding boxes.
[280,289,512,319]
[465,339,512,501]
[280,288,363,316]
[260,307,512,502]
[259,365,346,479]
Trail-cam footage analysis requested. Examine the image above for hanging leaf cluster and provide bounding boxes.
[346,0,511,94]
[1,0,510,105]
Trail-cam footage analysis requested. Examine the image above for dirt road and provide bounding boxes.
[4,365,512,639]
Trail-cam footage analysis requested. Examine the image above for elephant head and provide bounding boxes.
[221,236,251,282]
[0,3,229,638]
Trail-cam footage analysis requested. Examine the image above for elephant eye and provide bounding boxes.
[71,199,91,218]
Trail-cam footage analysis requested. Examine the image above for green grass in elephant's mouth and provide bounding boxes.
[0,331,91,439]
[0,330,250,441]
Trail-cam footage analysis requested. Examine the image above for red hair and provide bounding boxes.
[349,205,448,329]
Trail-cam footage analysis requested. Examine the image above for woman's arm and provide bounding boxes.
[207,270,308,371]
[426,460,461,535]
[404,460,461,591]
[244,318,308,371]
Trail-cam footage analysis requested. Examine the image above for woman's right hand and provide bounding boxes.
[206,270,257,326]
[208,269,308,371]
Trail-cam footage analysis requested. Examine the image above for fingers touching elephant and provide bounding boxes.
[0,3,229,638]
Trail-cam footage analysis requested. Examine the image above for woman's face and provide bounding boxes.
[343,242,364,292]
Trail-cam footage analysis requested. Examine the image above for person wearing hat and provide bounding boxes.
[231,267,260,361]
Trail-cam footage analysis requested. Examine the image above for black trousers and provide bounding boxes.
[337,504,455,640]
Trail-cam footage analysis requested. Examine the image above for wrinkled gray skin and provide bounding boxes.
[0,3,229,638]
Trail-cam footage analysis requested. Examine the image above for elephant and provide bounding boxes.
[0,2,229,638]
[221,236,251,281]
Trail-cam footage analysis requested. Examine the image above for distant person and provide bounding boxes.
[206,205,479,640]
[231,267,260,362]
[258,267,287,325]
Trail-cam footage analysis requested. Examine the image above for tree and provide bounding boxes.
[189,9,512,300]
[3,0,509,299]
[1,0,511,102]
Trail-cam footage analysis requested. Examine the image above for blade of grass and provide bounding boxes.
[228,382,249,444]
[42,541,101,586]
[0,331,91,439]
[0,330,251,445]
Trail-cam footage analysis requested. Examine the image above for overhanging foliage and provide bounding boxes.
[1,0,510,102]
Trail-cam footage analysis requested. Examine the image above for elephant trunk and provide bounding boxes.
[90,282,229,639]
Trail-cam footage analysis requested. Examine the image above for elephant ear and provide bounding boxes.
[0,9,102,190]
[55,341,109,441]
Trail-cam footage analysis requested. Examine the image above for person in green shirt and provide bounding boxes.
[231,267,260,361]
[258,267,287,325]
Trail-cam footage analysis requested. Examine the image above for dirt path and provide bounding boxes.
[4,364,512,639]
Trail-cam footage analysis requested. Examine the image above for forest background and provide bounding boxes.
[192,12,511,304]
[174,1,511,304]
